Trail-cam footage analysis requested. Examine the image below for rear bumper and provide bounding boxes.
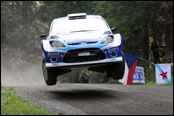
[46,56,123,68]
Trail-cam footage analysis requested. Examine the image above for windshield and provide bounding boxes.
[50,16,110,34]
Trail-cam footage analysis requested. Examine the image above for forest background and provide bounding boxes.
[1,1,173,84]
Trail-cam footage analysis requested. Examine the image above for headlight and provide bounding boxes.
[100,35,114,44]
[50,41,66,48]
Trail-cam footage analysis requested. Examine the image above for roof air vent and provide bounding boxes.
[68,13,87,20]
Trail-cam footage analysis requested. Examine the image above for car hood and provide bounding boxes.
[56,31,107,44]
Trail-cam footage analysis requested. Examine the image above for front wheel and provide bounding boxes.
[42,59,57,86]
[106,54,125,79]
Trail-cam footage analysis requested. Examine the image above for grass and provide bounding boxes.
[145,82,173,86]
[1,86,57,115]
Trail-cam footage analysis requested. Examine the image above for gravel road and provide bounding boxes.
[7,84,173,115]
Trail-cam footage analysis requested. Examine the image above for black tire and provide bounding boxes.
[42,59,57,86]
[106,53,125,79]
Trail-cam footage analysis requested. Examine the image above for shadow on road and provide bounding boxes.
[47,89,123,101]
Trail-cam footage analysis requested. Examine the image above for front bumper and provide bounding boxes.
[41,34,123,68]
[42,46,123,68]
[46,56,123,68]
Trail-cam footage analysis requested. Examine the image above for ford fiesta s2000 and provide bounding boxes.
[41,13,125,85]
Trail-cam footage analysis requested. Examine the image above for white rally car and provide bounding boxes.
[41,13,125,85]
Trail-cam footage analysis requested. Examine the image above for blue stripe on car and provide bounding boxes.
[41,35,123,63]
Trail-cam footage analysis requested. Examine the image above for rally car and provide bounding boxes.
[41,13,125,85]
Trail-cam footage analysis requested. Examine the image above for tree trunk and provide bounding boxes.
[143,22,149,60]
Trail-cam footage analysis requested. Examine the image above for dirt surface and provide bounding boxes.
[6,84,173,115]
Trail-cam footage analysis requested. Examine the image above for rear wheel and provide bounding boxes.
[42,59,57,86]
[106,54,125,79]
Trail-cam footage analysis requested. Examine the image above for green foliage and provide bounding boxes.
[145,82,173,86]
[1,86,57,115]
[95,1,173,58]
[137,59,156,83]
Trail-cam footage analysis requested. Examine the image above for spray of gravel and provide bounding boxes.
[1,50,46,87]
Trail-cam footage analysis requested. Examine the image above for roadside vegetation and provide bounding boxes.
[1,85,57,115]
[145,82,173,86]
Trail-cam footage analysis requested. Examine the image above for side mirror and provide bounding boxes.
[111,27,117,33]
[40,34,47,39]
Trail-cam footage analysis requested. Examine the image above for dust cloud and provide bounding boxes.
[1,52,46,87]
